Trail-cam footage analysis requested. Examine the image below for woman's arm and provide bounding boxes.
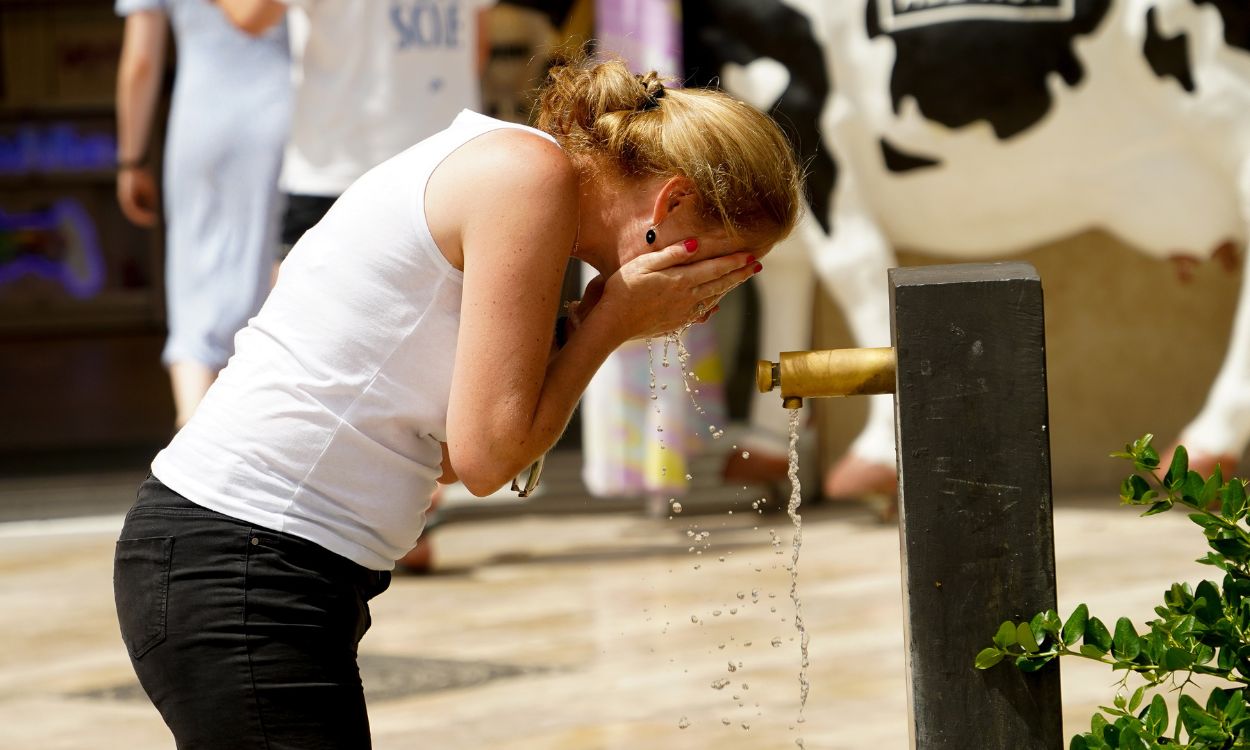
[215,0,286,35]
[115,10,167,227]
[436,131,757,495]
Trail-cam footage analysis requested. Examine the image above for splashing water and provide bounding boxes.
[663,330,709,418]
[786,408,811,724]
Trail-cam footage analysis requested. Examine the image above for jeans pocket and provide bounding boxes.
[114,537,173,659]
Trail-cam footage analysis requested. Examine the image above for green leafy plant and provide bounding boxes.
[976,434,1250,749]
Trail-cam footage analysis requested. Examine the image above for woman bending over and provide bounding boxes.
[113,56,803,749]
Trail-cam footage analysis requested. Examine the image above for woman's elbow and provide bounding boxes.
[456,467,517,498]
[118,55,158,86]
[448,451,526,498]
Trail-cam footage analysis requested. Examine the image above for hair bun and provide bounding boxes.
[636,72,666,112]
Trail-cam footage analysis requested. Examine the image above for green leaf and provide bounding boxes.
[994,621,1018,649]
[1145,694,1168,737]
[1122,474,1153,504]
[1194,580,1224,624]
[1165,445,1185,487]
[1162,648,1193,670]
[1195,726,1229,742]
[1015,654,1054,672]
[1165,445,1188,489]
[1080,644,1108,659]
[1190,513,1223,530]
[1064,604,1090,646]
[1210,537,1250,558]
[1197,551,1232,571]
[1113,618,1141,661]
[1205,687,1238,715]
[1118,726,1148,750]
[975,647,1004,670]
[1037,610,1062,639]
[1087,617,1114,653]
[1182,471,1206,506]
[1178,695,1205,734]
[1127,685,1146,713]
[1201,472,1224,509]
[1142,499,1173,516]
[1225,693,1246,721]
[1225,479,1248,519]
[1092,713,1110,735]
[1018,622,1039,653]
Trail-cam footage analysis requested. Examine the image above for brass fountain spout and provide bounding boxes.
[756,347,897,409]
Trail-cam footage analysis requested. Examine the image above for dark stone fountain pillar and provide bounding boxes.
[889,261,1062,749]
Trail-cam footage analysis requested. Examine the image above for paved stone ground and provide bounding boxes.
[0,456,1223,749]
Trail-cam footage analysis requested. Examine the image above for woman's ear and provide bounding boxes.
[649,175,698,226]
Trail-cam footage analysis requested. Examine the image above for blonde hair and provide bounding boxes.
[534,55,803,243]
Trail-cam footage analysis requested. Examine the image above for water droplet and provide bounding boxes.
[671,502,683,513]
[678,716,690,729]
[691,615,700,624]
[741,722,750,730]
[741,451,750,459]
[771,637,783,647]
[710,678,731,690]
[722,718,732,726]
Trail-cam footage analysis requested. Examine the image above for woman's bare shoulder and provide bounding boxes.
[426,126,577,268]
[458,127,575,194]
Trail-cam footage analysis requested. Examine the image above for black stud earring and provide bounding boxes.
[645,227,657,245]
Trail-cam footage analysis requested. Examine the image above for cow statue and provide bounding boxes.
[682,0,1250,501]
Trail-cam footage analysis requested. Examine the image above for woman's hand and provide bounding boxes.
[590,238,762,340]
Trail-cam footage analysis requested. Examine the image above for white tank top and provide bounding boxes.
[152,110,557,570]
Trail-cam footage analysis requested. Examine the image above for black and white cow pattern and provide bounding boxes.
[684,0,1250,492]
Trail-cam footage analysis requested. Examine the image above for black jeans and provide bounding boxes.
[114,476,391,749]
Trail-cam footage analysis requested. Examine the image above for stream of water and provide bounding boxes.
[646,333,809,745]
[786,407,810,728]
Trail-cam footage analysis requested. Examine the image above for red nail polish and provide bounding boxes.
[753,262,763,274]
[746,255,756,264]
[683,238,698,252]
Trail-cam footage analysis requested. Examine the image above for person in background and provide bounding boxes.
[113,56,802,749]
[115,0,291,429]
[216,0,571,570]
[218,0,500,260]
